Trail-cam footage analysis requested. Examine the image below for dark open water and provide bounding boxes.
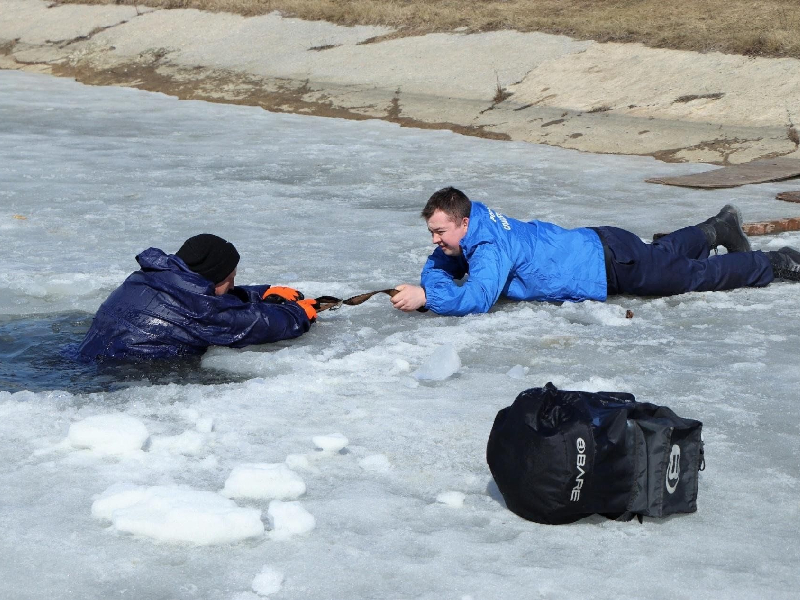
[0,312,243,394]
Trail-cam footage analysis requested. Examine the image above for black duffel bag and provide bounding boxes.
[486,382,704,524]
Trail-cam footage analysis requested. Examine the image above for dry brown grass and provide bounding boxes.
[59,0,800,59]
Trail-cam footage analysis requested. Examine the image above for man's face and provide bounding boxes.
[427,209,469,256]
[214,269,236,296]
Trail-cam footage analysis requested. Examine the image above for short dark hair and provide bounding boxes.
[421,187,471,221]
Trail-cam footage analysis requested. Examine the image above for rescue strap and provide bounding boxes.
[313,291,630,317]
[315,289,427,312]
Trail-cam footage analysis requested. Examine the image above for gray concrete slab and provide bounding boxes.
[2,0,799,164]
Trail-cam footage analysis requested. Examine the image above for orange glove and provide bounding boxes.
[262,286,303,303]
[297,298,318,322]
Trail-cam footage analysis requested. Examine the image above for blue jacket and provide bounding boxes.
[421,202,607,315]
[77,248,311,361]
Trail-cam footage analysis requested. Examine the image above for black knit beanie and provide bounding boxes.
[176,234,240,284]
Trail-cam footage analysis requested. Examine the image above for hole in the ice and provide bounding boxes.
[0,312,247,394]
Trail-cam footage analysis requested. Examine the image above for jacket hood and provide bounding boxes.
[136,247,195,274]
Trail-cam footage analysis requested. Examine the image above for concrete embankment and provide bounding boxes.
[2,0,800,164]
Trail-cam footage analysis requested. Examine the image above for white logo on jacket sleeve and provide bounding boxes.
[487,207,511,231]
[665,444,681,494]
[570,437,587,502]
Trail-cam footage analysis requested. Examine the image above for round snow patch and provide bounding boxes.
[285,453,312,471]
[506,364,528,379]
[436,491,466,508]
[267,500,316,540]
[389,358,411,374]
[413,344,461,381]
[195,417,214,433]
[359,454,391,473]
[91,484,264,545]
[222,463,306,500]
[312,433,349,453]
[68,414,149,455]
[251,566,284,596]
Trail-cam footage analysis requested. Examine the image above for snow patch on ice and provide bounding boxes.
[436,491,466,508]
[267,500,316,541]
[561,376,629,393]
[559,301,635,327]
[506,364,529,379]
[402,377,420,388]
[195,417,214,433]
[413,344,461,381]
[67,414,149,455]
[222,463,306,500]
[148,430,205,456]
[359,454,391,473]
[285,453,320,474]
[312,433,349,453]
[199,455,219,470]
[388,358,411,374]
[91,484,264,545]
[251,565,285,596]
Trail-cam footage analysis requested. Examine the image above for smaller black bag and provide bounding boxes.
[486,382,704,524]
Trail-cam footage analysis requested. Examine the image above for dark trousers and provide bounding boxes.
[592,226,774,297]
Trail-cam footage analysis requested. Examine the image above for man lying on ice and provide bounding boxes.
[78,234,318,361]
[391,187,800,316]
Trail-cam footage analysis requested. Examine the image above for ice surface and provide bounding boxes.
[67,414,149,455]
[267,500,316,541]
[412,343,462,380]
[251,565,284,596]
[91,484,265,544]
[1,70,799,600]
[222,463,307,500]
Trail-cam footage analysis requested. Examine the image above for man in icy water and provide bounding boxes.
[78,234,318,361]
[391,187,800,316]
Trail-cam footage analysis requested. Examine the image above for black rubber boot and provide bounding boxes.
[768,246,800,281]
[696,205,751,253]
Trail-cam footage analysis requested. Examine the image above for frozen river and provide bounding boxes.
[1,70,799,599]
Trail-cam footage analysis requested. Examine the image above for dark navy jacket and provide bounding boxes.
[422,202,607,315]
[77,248,310,361]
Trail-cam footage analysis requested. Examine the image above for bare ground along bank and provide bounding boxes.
[2,0,800,164]
[61,0,800,61]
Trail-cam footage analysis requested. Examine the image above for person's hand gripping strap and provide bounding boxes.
[297,298,319,322]
[262,286,303,304]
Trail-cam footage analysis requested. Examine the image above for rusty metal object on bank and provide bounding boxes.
[646,158,800,189]
[654,217,800,240]
[742,217,800,236]
[776,191,800,203]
